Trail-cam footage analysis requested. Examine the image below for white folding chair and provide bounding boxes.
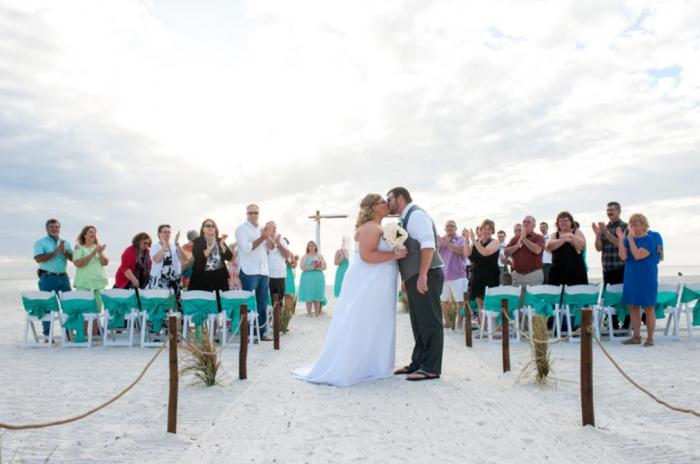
[181,290,218,347]
[678,283,700,339]
[560,284,602,343]
[58,290,103,348]
[600,284,631,342]
[21,291,61,348]
[522,285,562,339]
[219,290,257,348]
[482,286,522,344]
[101,289,140,347]
[139,289,175,348]
[658,283,682,341]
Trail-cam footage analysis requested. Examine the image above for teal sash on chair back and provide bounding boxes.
[140,296,172,333]
[60,299,98,343]
[680,287,700,327]
[655,291,678,320]
[483,293,521,324]
[182,298,218,331]
[102,294,139,330]
[602,290,629,321]
[22,296,59,320]
[220,295,257,336]
[561,292,599,327]
[523,292,560,319]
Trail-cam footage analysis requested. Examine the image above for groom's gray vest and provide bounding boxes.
[397,205,443,281]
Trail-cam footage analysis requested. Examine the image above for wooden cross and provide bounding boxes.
[308,210,348,252]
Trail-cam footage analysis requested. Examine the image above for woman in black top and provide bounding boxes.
[545,211,588,287]
[188,219,234,293]
[464,219,502,325]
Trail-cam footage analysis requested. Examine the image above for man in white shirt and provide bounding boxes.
[266,221,292,303]
[497,230,508,284]
[540,222,552,284]
[235,204,274,341]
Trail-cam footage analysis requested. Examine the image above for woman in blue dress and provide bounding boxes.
[617,213,659,347]
[298,241,327,316]
[334,238,350,298]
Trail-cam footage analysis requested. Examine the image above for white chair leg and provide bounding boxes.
[141,312,148,348]
[87,316,94,348]
[686,305,695,339]
[22,313,31,348]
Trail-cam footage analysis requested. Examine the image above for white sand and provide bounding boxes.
[1,294,699,463]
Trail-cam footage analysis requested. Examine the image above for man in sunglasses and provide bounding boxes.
[235,204,275,341]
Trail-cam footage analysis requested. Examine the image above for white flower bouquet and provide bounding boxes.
[383,223,408,250]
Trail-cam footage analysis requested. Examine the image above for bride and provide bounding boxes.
[291,194,407,387]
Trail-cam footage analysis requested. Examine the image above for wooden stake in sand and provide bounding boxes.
[501,298,510,373]
[167,314,178,434]
[580,308,595,427]
[273,293,281,350]
[463,291,472,348]
[239,305,248,380]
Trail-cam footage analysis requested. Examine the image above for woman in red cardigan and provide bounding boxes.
[115,232,153,289]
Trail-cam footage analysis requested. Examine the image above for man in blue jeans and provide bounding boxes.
[33,219,74,337]
[235,204,274,341]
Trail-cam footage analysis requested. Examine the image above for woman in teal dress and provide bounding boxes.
[333,238,350,298]
[298,241,327,316]
[285,254,298,300]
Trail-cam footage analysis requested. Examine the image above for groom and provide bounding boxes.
[387,187,445,381]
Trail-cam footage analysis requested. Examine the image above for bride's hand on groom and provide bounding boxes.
[393,247,408,260]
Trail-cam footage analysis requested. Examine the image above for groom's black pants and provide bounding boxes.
[405,268,445,375]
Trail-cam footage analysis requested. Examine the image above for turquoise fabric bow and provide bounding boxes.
[22,296,59,320]
[561,292,599,327]
[459,299,479,317]
[102,294,139,330]
[523,292,560,319]
[484,293,521,324]
[140,297,171,332]
[655,291,678,320]
[220,295,256,335]
[601,289,630,321]
[61,298,98,343]
[680,287,700,327]
[182,298,218,331]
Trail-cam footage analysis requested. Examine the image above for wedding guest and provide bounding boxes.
[617,213,659,347]
[235,205,274,341]
[267,221,292,302]
[73,225,109,310]
[545,212,588,287]
[115,233,152,289]
[189,219,233,293]
[298,241,327,316]
[464,219,501,337]
[574,221,589,272]
[181,230,198,289]
[227,243,242,290]
[439,220,467,328]
[334,237,350,298]
[285,253,299,303]
[540,222,552,284]
[497,230,508,284]
[147,224,187,309]
[504,216,545,288]
[33,219,74,337]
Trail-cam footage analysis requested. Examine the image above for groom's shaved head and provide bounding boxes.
[387,187,412,204]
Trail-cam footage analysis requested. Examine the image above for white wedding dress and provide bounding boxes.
[291,239,399,387]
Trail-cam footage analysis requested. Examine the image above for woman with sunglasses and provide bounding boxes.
[147,224,187,308]
[188,219,233,292]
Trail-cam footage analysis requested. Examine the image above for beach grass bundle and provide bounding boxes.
[446,295,460,331]
[281,296,297,334]
[399,293,410,313]
[179,327,222,387]
[517,315,554,386]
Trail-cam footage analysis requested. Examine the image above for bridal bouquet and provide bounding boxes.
[383,223,408,250]
[312,259,324,269]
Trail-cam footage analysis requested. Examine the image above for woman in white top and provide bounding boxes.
[147,224,187,309]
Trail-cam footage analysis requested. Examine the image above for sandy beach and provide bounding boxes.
[1,279,699,463]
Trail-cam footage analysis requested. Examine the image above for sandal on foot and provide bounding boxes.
[622,337,642,345]
[406,370,440,381]
[394,366,416,375]
[644,339,654,347]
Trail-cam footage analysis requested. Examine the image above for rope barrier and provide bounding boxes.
[177,318,245,356]
[0,335,172,430]
[589,327,700,419]
[501,312,582,345]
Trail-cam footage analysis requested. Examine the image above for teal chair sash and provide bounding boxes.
[22,296,59,320]
[602,290,629,320]
[523,292,560,319]
[102,294,139,330]
[220,295,257,336]
[561,292,599,327]
[60,298,98,343]
[655,291,678,320]
[182,298,218,331]
[140,297,171,333]
[483,293,520,324]
[680,287,700,327]
[460,299,478,317]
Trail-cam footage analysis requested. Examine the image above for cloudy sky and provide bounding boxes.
[1,0,699,280]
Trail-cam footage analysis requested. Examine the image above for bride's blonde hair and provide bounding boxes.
[355,194,382,229]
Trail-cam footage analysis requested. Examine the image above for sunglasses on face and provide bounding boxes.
[247,212,259,216]
[204,224,215,228]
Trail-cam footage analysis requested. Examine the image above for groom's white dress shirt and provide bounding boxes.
[235,220,269,276]
[401,202,437,250]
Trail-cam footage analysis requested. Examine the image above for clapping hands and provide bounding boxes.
[615,226,627,241]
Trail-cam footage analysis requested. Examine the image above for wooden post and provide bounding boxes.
[463,291,472,348]
[167,314,178,434]
[239,304,248,380]
[581,307,595,427]
[273,293,281,350]
[501,298,510,373]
